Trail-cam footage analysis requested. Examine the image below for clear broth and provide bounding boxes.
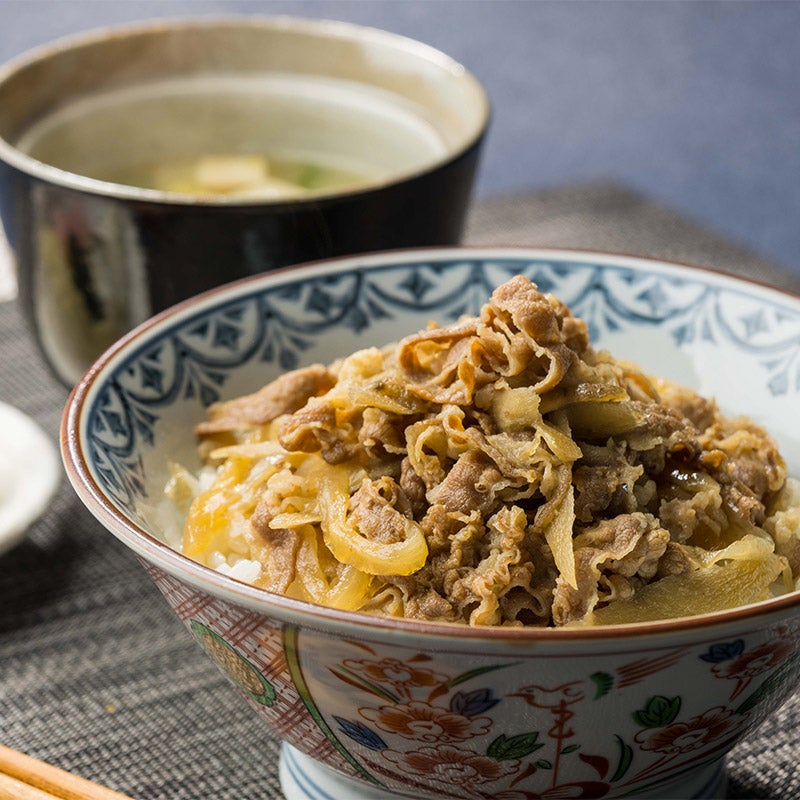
[100,153,374,199]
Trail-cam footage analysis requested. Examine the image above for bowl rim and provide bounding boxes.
[0,14,490,208]
[61,245,800,642]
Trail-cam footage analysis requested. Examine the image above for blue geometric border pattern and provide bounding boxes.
[86,257,800,515]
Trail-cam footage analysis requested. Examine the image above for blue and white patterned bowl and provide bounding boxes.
[63,249,800,800]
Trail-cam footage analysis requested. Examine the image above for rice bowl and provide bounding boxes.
[63,248,800,800]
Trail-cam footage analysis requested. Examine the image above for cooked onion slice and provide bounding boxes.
[317,466,428,576]
[584,536,785,625]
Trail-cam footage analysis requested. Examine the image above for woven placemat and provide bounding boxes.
[466,182,800,293]
[1,183,797,800]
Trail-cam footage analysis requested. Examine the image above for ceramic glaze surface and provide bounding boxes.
[66,249,800,800]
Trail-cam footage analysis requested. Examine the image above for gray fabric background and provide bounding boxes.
[1,184,799,799]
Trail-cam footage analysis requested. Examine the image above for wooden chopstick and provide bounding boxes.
[0,770,65,800]
[0,745,134,800]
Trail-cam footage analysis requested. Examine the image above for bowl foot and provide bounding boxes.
[623,760,729,800]
[673,760,729,800]
[279,743,410,800]
[279,742,728,800]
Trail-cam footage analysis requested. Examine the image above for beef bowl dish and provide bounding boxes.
[63,248,800,800]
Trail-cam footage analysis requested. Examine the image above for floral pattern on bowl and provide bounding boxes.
[146,561,800,800]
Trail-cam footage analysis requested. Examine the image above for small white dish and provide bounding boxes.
[0,401,60,555]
